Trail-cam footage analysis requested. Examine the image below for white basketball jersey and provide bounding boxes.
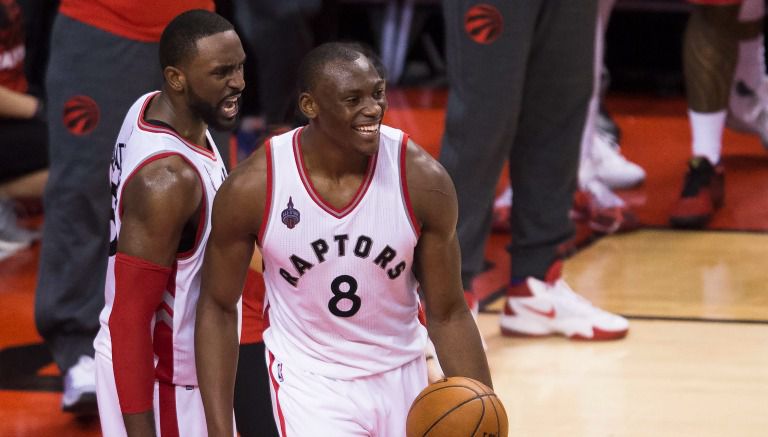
[94,92,227,387]
[260,125,428,379]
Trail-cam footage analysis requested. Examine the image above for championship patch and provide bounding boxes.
[464,3,504,45]
[281,197,300,229]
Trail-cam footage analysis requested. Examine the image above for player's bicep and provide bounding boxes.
[200,179,259,309]
[413,183,465,322]
[415,223,465,322]
[117,159,202,266]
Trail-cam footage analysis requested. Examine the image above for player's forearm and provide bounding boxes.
[195,296,240,435]
[428,311,492,388]
[110,254,170,413]
[123,411,157,437]
[0,86,38,119]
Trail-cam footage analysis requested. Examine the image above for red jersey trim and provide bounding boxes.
[267,351,287,437]
[158,382,180,437]
[154,262,177,385]
[137,92,218,161]
[292,127,378,219]
[399,134,421,237]
[117,151,207,261]
[257,139,274,245]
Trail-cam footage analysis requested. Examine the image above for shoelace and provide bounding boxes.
[547,279,597,311]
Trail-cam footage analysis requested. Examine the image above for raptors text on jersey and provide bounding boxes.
[260,125,428,379]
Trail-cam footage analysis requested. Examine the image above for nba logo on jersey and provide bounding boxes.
[277,363,284,382]
[281,197,300,229]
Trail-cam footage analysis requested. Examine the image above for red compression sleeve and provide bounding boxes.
[109,252,171,414]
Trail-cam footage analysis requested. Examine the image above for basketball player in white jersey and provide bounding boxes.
[196,42,491,436]
[93,11,244,437]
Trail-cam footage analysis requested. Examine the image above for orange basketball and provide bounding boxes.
[406,377,508,437]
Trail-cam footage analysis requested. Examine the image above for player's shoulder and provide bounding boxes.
[403,138,453,193]
[218,145,268,203]
[121,154,203,224]
[131,154,201,199]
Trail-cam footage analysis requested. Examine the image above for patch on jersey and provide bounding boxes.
[277,363,284,382]
[281,197,300,229]
[62,95,100,135]
[464,3,503,45]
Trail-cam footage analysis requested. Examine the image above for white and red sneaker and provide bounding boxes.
[500,261,628,340]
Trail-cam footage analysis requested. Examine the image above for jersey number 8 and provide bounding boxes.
[328,275,361,317]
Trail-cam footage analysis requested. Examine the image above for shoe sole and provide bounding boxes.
[500,325,628,341]
[62,392,99,416]
[669,214,711,229]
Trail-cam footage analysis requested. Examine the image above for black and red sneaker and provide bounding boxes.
[669,157,725,228]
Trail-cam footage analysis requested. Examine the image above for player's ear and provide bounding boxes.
[298,92,317,119]
[164,66,186,92]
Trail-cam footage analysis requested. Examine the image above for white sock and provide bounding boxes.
[689,110,726,164]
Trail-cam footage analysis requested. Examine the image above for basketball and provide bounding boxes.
[406,376,508,437]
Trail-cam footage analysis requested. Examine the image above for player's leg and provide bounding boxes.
[671,1,740,227]
[374,357,428,436]
[173,383,235,437]
[438,0,533,291]
[577,0,642,238]
[508,0,597,278]
[727,0,768,144]
[265,350,369,437]
[503,0,628,340]
[94,351,128,437]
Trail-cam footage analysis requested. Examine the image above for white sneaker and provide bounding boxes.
[500,262,629,340]
[61,355,98,415]
[727,79,768,149]
[0,199,40,261]
[574,179,639,235]
[589,132,645,189]
[582,178,626,209]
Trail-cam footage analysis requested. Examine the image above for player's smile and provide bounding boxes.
[352,121,381,137]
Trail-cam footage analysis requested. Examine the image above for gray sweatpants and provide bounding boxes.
[35,14,163,373]
[439,0,597,288]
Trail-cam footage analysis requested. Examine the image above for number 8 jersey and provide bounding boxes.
[259,125,429,379]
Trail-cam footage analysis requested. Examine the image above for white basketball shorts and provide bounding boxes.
[265,348,428,437]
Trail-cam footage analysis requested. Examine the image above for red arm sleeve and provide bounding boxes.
[108,252,171,414]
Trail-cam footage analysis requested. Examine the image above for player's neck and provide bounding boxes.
[146,91,209,148]
[300,127,370,180]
